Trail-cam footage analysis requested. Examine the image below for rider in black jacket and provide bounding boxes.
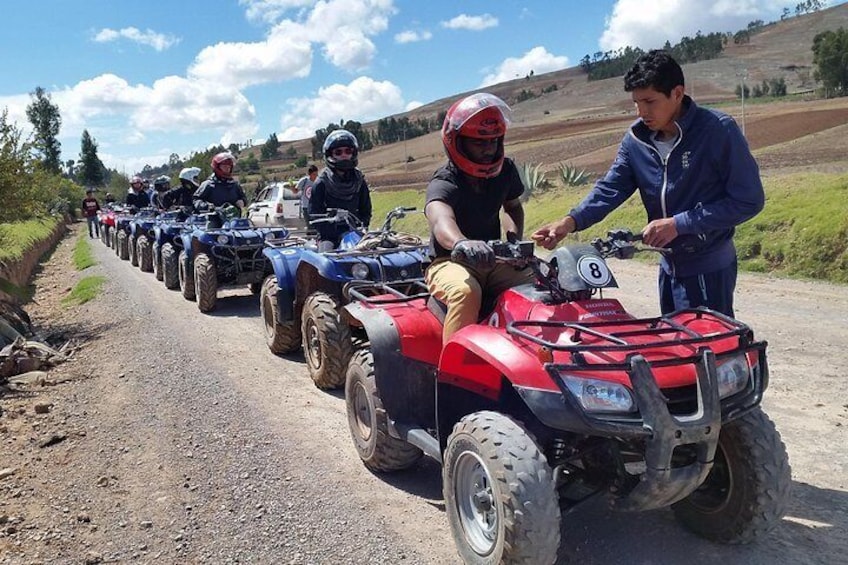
[308,129,372,247]
[163,167,200,210]
[193,152,246,211]
[125,176,151,209]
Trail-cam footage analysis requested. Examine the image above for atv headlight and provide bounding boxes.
[351,263,370,280]
[217,235,230,245]
[716,354,750,398]
[561,375,636,413]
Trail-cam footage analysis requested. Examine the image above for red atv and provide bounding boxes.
[341,230,790,564]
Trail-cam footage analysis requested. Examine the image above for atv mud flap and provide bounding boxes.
[611,351,721,512]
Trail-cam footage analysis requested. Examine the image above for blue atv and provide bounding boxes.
[129,208,161,271]
[113,208,152,261]
[260,206,427,389]
[177,205,289,312]
[151,208,206,288]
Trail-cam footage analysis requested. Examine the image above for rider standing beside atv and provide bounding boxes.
[81,188,101,238]
[533,50,764,317]
[193,152,247,212]
[163,167,200,211]
[425,92,533,341]
[308,130,372,249]
[125,176,151,209]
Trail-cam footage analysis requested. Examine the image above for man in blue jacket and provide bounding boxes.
[532,50,764,317]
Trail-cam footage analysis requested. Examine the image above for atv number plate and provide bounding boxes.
[577,255,612,287]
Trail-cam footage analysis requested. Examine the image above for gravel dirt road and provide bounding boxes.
[2,224,846,564]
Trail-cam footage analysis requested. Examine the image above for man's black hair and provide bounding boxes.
[624,50,684,96]
[307,164,318,174]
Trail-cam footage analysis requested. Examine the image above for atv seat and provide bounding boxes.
[426,295,499,325]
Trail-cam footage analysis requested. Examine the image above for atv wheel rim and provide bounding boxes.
[685,441,733,513]
[305,320,322,369]
[351,381,373,442]
[454,450,497,556]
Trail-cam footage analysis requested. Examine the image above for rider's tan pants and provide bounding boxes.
[425,258,534,342]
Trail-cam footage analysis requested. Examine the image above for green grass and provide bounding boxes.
[61,276,106,307]
[0,217,61,262]
[371,172,848,284]
[72,235,97,270]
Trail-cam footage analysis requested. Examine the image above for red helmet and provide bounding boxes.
[211,151,236,179]
[441,92,511,179]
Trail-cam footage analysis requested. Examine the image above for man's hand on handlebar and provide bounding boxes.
[451,239,495,270]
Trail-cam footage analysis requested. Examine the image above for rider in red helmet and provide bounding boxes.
[193,151,246,212]
[425,92,533,341]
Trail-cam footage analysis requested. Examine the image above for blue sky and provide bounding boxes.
[1,0,836,174]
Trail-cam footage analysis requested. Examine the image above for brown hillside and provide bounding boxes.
[252,4,848,190]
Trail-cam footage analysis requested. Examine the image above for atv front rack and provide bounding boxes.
[509,308,754,362]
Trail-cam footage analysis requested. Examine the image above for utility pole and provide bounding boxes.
[736,69,748,136]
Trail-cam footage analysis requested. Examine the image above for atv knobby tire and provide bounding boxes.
[301,292,353,389]
[161,244,180,289]
[117,231,129,260]
[672,406,791,543]
[260,276,301,354]
[178,250,196,301]
[152,243,163,281]
[138,237,153,272]
[345,348,422,472]
[443,411,560,565]
[194,253,218,312]
[128,236,139,267]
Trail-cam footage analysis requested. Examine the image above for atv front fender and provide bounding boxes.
[440,325,556,400]
[263,247,303,323]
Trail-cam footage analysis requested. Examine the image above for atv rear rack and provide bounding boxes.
[347,279,430,303]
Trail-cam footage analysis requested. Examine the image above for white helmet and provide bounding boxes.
[179,167,201,187]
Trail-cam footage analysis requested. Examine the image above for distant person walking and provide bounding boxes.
[81,189,101,238]
[297,164,318,222]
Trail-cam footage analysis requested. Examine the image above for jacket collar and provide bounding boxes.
[630,94,696,142]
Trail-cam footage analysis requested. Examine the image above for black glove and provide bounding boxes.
[451,239,495,270]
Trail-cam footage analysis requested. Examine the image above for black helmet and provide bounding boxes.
[153,175,171,191]
[322,129,359,171]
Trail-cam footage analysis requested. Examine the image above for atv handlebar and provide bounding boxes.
[591,228,671,260]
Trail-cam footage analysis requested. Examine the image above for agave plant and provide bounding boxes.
[557,162,591,187]
[517,162,547,202]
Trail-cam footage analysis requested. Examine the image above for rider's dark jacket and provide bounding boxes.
[193,175,246,210]
[308,167,372,245]
[162,184,195,210]
[569,95,764,278]
[125,190,151,209]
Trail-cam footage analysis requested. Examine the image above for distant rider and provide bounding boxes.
[164,167,201,211]
[125,176,151,210]
[151,175,171,211]
[308,130,372,248]
[193,152,246,212]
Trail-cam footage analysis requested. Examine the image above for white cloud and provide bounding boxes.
[480,46,569,87]
[93,27,180,52]
[441,13,498,31]
[239,0,316,23]
[405,100,424,111]
[189,20,312,86]
[307,0,397,70]
[278,76,405,140]
[394,30,432,44]
[600,0,787,51]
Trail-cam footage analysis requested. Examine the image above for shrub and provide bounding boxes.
[557,162,591,186]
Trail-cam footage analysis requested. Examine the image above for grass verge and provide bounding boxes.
[61,276,107,307]
[72,235,97,270]
[371,171,848,284]
[0,217,61,262]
